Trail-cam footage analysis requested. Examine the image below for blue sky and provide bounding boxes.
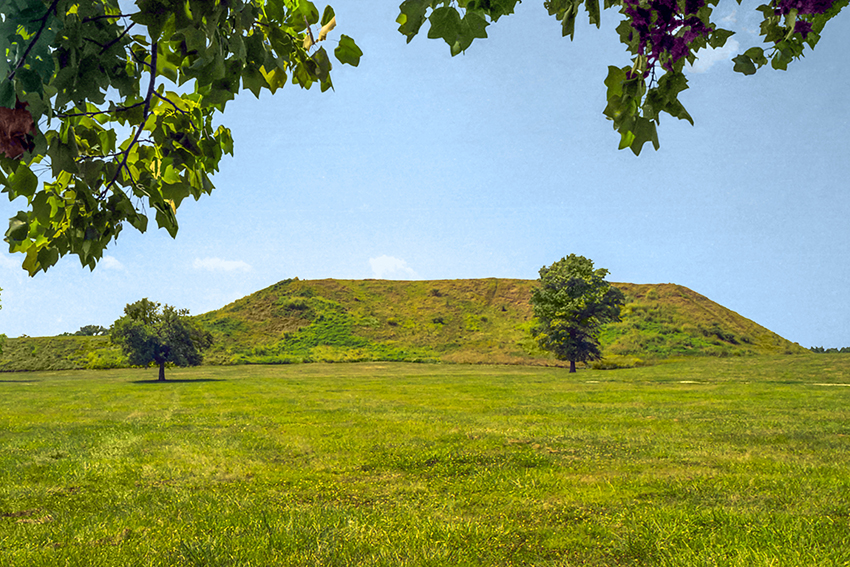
[2,1,849,348]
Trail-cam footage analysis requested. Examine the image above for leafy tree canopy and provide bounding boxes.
[531,254,624,372]
[1,0,360,275]
[110,297,213,380]
[398,0,848,154]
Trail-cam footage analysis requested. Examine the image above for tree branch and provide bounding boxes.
[8,0,61,80]
[83,22,137,54]
[152,92,195,125]
[57,101,145,118]
[81,13,134,23]
[99,40,158,200]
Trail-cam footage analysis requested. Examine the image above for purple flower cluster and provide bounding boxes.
[623,0,715,73]
[773,0,835,39]
[775,0,835,38]
[794,19,814,37]
[774,0,835,15]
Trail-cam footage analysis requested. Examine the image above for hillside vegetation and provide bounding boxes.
[1,279,806,372]
[196,278,806,367]
[0,336,124,372]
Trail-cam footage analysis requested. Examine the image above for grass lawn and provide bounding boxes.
[1,356,849,566]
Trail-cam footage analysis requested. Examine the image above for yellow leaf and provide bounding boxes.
[318,16,336,42]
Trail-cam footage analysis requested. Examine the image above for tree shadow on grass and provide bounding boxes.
[0,379,41,383]
[130,379,226,384]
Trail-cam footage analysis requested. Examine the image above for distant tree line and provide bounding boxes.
[810,346,850,353]
[60,325,109,337]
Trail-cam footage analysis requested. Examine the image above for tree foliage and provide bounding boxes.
[530,254,624,372]
[1,0,360,275]
[110,297,213,380]
[810,345,850,353]
[75,324,108,336]
[397,0,848,155]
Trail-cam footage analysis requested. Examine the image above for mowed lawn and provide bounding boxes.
[1,356,849,566]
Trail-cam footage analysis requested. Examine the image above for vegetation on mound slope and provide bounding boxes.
[601,283,804,361]
[0,336,126,372]
[195,278,806,367]
[0,279,806,372]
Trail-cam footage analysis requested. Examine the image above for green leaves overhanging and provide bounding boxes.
[1,0,361,275]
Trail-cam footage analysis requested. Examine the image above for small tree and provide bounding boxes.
[111,298,213,381]
[75,325,108,336]
[531,254,625,373]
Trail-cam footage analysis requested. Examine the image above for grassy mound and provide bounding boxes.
[1,279,806,372]
[196,278,806,367]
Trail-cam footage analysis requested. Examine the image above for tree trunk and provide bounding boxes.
[158,361,166,381]
[569,359,576,373]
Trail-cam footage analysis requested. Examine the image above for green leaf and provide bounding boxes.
[296,0,320,26]
[6,212,29,243]
[744,47,768,67]
[645,71,693,125]
[334,35,362,67]
[397,0,430,42]
[465,0,520,20]
[16,67,43,95]
[241,66,268,97]
[321,5,335,26]
[244,31,266,66]
[310,47,333,90]
[454,10,489,53]
[629,117,659,156]
[47,132,80,177]
[132,0,175,41]
[617,122,635,150]
[497,0,522,19]
[770,51,791,70]
[708,28,735,49]
[586,0,601,28]
[31,192,51,223]
[732,54,757,75]
[36,246,59,270]
[603,66,627,99]
[5,164,39,199]
[559,4,578,39]
[154,203,179,237]
[428,6,462,47]
[0,80,15,109]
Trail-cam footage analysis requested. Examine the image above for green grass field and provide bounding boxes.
[2,356,849,566]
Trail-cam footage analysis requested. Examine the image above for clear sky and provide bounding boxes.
[2,1,848,348]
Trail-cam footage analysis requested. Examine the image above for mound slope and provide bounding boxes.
[196,278,806,367]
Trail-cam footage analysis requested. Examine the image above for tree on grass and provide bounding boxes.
[531,254,625,372]
[110,298,212,381]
